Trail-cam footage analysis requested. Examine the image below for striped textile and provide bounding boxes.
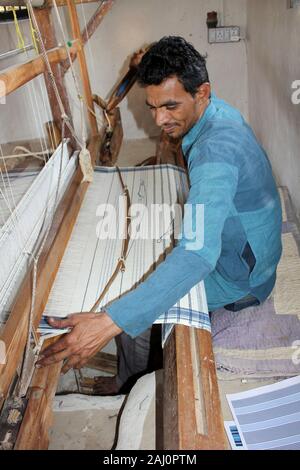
[0,143,75,324]
[43,165,210,342]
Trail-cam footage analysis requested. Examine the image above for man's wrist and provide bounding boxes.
[98,309,122,335]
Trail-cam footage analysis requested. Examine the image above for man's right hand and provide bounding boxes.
[129,47,148,68]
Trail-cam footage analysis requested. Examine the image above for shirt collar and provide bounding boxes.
[182,99,216,157]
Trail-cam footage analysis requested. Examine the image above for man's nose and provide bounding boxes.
[155,107,169,127]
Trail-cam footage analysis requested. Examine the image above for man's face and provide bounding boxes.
[145,76,204,139]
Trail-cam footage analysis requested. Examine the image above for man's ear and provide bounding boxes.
[195,83,211,103]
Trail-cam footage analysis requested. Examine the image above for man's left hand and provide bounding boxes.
[37,312,122,373]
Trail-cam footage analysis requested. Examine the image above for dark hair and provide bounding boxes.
[137,36,209,96]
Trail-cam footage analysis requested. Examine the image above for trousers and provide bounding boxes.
[114,293,259,392]
[115,324,163,393]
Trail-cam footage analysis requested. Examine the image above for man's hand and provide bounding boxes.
[129,47,148,68]
[37,312,122,373]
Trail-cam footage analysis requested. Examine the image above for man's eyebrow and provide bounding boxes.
[145,100,180,108]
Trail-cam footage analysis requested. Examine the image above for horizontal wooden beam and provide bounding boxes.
[0,43,79,98]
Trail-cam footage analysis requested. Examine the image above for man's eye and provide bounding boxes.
[166,104,177,110]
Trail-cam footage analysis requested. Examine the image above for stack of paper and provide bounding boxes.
[226,376,300,450]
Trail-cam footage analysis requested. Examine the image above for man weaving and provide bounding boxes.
[38,36,282,396]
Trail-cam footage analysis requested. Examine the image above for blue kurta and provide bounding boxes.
[106,95,282,337]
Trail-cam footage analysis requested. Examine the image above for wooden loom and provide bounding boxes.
[0,0,227,450]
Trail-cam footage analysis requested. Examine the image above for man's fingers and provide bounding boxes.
[61,355,82,374]
[74,359,89,370]
[47,316,74,329]
[39,335,71,359]
[37,347,70,367]
[48,312,97,329]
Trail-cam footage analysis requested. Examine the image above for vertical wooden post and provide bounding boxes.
[33,7,75,147]
[62,0,114,74]
[66,0,98,137]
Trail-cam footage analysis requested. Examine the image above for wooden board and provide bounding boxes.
[0,44,80,98]
[14,339,62,450]
[164,326,228,449]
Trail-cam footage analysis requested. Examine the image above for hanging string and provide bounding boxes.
[28,9,39,54]
[12,8,26,51]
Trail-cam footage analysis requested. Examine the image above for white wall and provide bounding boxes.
[0,0,249,145]
[73,0,249,139]
[247,0,300,217]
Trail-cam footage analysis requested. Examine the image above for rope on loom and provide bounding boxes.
[12,8,26,51]
[89,167,131,312]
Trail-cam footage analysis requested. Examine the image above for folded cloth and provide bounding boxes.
[212,298,300,379]
[211,186,300,380]
[154,281,211,346]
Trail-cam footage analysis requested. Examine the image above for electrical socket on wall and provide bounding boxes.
[208,26,241,43]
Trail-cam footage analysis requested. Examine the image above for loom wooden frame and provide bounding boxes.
[0,0,227,451]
